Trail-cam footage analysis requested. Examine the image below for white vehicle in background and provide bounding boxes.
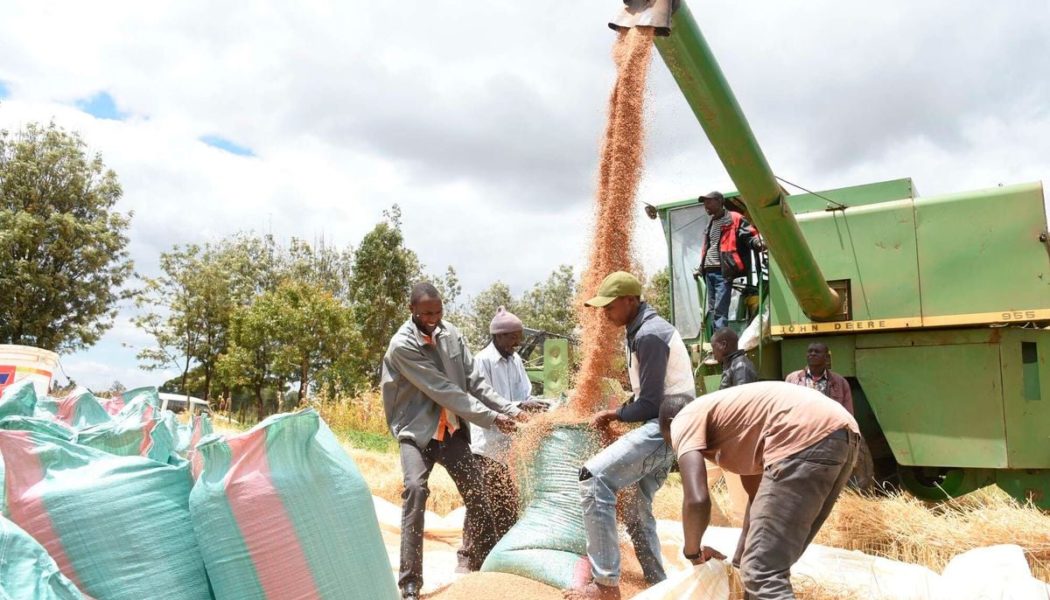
[158,393,210,415]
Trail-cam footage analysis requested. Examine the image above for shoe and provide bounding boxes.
[401,583,420,600]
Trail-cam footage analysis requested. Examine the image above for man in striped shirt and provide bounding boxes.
[696,191,764,331]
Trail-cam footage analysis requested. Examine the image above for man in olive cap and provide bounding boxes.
[565,272,697,600]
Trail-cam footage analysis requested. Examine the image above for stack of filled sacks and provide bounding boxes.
[0,382,211,599]
[191,409,399,599]
[0,381,397,599]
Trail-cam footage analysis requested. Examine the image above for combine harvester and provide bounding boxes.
[613,0,1050,506]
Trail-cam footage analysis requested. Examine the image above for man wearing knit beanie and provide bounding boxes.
[465,306,549,569]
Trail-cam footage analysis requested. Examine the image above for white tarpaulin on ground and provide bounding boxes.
[372,497,1050,599]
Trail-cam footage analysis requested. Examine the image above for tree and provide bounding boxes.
[281,237,354,300]
[135,234,279,401]
[108,380,126,396]
[517,265,579,338]
[644,267,671,320]
[218,295,283,420]
[267,280,363,403]
[347,205,421,384]
[0,122,133,351]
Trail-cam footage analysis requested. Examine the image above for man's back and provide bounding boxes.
[670,381,858,475]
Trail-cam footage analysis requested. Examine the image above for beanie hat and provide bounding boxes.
[489,306,524,334]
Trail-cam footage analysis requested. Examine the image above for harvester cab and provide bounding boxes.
[618,0,1050,508]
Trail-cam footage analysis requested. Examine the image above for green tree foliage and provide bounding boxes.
[517,265,578,338]
[0,122,133,351]
[644,267,671,319]
[348,205,421,384]
[218,293,283,419]
[266,280,363,403]
[283,237,354,300]
[135,235,280,401]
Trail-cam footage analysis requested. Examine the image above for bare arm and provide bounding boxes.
[680,450,723,563]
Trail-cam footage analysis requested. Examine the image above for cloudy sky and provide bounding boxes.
[1,1,1048,390]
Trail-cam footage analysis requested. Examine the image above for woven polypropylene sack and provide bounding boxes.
[190,408,397,600]
[35,388,111,430]
[0,427,211,600]
[0,515,87,599]
[75,408,176,463]
[481,425,601,588]
[0,417,75,516]
[0,380,37,419]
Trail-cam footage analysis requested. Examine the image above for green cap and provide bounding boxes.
[584,271,642,307]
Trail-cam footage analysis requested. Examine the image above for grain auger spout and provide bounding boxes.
[610,0,844,321]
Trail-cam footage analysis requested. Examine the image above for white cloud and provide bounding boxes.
[2,0,1048,389]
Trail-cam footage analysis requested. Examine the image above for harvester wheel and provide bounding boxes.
[898,467,993,502]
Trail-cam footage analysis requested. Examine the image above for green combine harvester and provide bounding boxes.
[611,0,1050,507]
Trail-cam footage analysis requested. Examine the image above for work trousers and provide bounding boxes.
[397,428,495,590]
[580,420,674,587]
[740,428,859,600]
[461,454,519,564]
[705,270,732,331]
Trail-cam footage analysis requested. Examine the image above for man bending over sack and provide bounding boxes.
[565,271,696,600]
[659,381,860,600]
[382,282,527,600]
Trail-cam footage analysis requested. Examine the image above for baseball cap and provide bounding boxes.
[698,190,724,203]
[584,271,643,307]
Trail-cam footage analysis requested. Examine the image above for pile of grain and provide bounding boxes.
[430,572,562,600]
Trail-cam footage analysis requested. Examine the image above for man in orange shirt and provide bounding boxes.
[381,282,524,600]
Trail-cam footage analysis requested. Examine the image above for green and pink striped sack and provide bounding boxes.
[35,388,111,430]
[0,380,37,419]
[0,427,211,600]
[0,514,86,599]
[75,405,176,463]
[190,409,397,600]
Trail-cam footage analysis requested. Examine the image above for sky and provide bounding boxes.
[1,1,1048,391]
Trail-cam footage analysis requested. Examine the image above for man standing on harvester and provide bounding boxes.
[565,271,696,600]
[381,283,526,600]
[659,381,860,599]
[695,191,764,333]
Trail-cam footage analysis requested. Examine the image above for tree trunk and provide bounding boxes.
[255,385,264,422]
[202,369,211,402]
[181,355,191,396]
[298,357,309,404]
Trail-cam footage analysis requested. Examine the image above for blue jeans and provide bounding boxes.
[579,420,674,587]
[705,270,732,331]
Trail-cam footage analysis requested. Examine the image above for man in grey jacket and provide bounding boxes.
[381,282,523,600]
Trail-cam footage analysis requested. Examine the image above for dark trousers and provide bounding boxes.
[741,429,859,600]
[398,428,495,590]
[461,454,519,560]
